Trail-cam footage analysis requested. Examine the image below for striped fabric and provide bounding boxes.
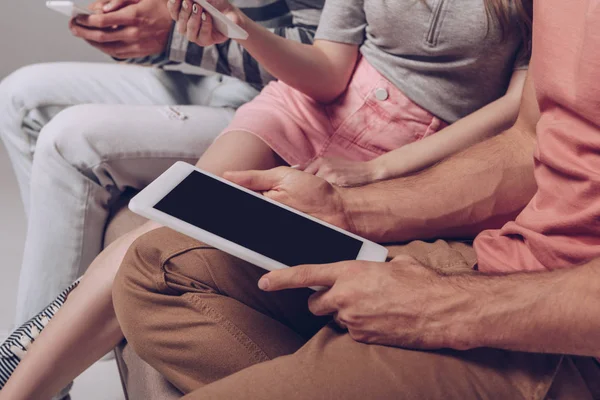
[128,0,324,89]
[0,278,81,389]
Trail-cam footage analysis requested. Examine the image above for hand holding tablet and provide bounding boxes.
[129,162,388,282]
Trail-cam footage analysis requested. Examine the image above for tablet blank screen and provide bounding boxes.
[153,171,363,266]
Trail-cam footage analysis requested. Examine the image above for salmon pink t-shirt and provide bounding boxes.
[474,0,600,272]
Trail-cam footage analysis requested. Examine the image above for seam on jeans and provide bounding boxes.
[184,293,272,364]
[68,164,92,283]
[330,133,386,156]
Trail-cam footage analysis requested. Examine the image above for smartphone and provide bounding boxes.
[193,0,249,40]
[129,162,389,275]
[46,1,93,17]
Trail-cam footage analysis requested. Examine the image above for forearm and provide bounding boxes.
[235,11,357,102]
[372,70,528,181]
[374,93,523,181]
[448,259,600,357]
[341,73,538,243]
[342,125,536,242]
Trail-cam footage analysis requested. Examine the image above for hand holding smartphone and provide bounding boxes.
[192,0,248,40]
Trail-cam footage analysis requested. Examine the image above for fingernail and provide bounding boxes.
[192,3,198,13]
[258,278,269,291]
[290,164,301,169]
[201,11,206,21]
[182,1,188,10]
[169,0,175,3]
[103,4,112,11]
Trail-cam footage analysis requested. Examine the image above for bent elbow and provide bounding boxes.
[311,82,348,104]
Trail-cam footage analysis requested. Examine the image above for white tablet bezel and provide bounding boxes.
[129,162,388,273]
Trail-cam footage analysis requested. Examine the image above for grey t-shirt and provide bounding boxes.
[315,0,529,123]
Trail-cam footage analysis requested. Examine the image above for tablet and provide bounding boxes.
[129,162,388,273]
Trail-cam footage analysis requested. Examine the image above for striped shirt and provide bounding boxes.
[128,0,323,89]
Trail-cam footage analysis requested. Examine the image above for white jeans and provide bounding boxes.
[0,62,259,325]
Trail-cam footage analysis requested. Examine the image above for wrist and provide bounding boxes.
[229,6,250,36]
[367,158,389,182]
[336,187,361,235]
[433,274,487,350]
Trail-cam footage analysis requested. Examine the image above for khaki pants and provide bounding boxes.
[112,227,599,399]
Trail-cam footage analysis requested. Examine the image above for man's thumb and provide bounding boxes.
[224,168,287,192]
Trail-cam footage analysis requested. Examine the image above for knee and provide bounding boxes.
[112,228,166,323]
[112,227,188,351]
[34,104,109,173]
[0,64,45,110]
[0,65,50,135]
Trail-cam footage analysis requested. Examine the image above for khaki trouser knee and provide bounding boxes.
[114,228,597,399]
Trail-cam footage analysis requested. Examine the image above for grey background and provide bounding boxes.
[0,0,107,80]
[0,0,110,330]
[0,3,126,397]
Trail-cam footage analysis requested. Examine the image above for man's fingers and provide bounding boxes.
[307,289,339,316]
[258,263,348,292]
[302,158,322,175]
[101,0,129,12]
[186,3,203,42]
[75,7,136,29]
[84,40,124,57]
[196,9,214,45]
[84,39,146,58]
[88,0,110,12]
[72,23,138,43]
[167,0,182,21]
[178,0,193,34]
[224,167,289,192]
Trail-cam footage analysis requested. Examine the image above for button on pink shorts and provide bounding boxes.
[219,58,447,166]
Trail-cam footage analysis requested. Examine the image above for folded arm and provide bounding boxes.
[341,74,540,242]
[372,69,528,181]
[304,69,530,187]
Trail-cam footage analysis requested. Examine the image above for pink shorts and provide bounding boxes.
[220,58,448,166]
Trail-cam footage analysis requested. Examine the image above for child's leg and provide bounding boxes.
[0,131,280,400]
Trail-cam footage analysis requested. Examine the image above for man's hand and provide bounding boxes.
[70,0,173,59]
[301,157,383,188]
[224,167,354,232]
[258,256,475,350]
